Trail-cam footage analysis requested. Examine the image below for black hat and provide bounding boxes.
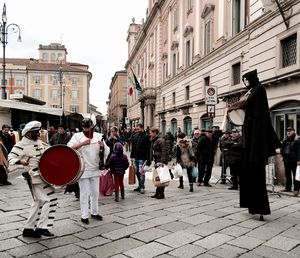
[286,127,295,131]
[58,124,66,130]
[206,129,213,133]
[231,128,239,133]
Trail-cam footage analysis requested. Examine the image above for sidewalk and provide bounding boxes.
[0,165,299,258]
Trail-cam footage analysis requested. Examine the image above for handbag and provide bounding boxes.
[296,165,300,181]
[191,166,198,178]
[174,163,183,178]
[188,147,196,161]
[156,164,171,183]
[152,169,169,187]
[128,163,136,185]
[99,170,114,196]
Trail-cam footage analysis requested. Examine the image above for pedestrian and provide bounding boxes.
[177,132,195,192]
[0,138,11,186]
[197,129,215,187]
[294,135,300,197]
[67,117,110,224]
[219,130,232,184]
[164,130,175,161]
[280,127,299,193]
[106,142,129,201]
[148,127,169,199]
[0,124,15,153]
[228,69,281,220]
[124,127,132,152]
[106,126,122,160]
[192,130,201,182]
[130,123,150,194]
[225,128,243,190]
[8,121,56,238]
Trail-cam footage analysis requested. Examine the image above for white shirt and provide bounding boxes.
[67,132,109,179]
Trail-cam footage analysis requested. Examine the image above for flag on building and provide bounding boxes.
[131,69,143,94]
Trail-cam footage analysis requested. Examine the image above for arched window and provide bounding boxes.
[183,116,192,138]
[171,118,177,136]
[161,120,166,135]
[201,113,213,130]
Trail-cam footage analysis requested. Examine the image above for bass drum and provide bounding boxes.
[228,109,245,126]
[39,145,84,186]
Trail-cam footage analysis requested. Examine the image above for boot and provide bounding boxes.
[189,183,193,192]
[115,191,119,202]
[151,188,159,198]
[156,187,165,199]
[121,189,125,199]
[178,177,184,189]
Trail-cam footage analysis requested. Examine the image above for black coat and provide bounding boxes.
[130,131,150,160]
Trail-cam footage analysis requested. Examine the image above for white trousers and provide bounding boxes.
[25,183,57,229]
[78,177,100,219]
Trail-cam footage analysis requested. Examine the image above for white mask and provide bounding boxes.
[243,78,250,87]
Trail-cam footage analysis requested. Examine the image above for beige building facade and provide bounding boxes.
[126,0,300,141]
[107,70,128,129]
[1,43,92,115]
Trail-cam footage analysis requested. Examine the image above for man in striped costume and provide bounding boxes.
[8,121,57,238]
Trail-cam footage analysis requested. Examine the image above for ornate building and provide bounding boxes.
[126,0,300,140]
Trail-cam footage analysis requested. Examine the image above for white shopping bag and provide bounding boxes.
[175,163,183,178]
[296,165,300,181]
[156,164,171,183]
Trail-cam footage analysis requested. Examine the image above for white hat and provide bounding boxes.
[22,121,42,136]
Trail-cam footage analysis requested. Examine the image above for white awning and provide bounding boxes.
[0,99,67,116]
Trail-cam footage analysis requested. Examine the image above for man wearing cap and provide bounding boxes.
[8,121,56,238]
[281,127,299,193]
[68,117,110,224]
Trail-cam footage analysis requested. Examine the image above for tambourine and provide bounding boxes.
[39,145,84,186]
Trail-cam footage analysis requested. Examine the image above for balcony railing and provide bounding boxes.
[138,87,156,101]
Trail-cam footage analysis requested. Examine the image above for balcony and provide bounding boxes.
[138,87,156,102]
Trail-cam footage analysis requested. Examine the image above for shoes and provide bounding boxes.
[178,185,184,189]
[133,187,141,192]
[81,218,89,224]
[293,191,299,197]
[140,189,145,194]
[228,186,238,190]
[281,189,291,192]
[121,189,125,199]
[197,182,201,186]
[75,191,80,199]
[156,194,165,199]
[204,183,212,187]
[189,183,193,192]
[0,181,12,186]
[35,228,54,237]
[151,193,159,198]
[91,214,103,221]
[22,228,41,238]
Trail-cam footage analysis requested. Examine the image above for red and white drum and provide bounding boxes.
[39,145,84,186]
[228,109,245,126]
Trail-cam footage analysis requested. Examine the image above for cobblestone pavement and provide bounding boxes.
[0,166,299,258]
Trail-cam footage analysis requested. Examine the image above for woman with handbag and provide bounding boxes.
[177,132,195,192]
[148,127,169,199]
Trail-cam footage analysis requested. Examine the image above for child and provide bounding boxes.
[106,142,129,201]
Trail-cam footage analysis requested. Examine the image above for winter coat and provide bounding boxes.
[49,132,71,146]
[130,131,150,160]
[197,136,215,164]
[281,134,298,162]
[223,135,243,165]
[106,142,129,174]
[176,139,195,168]
[150,135,168,165]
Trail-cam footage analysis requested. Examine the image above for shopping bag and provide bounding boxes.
[128,164,136,185]
[175,163,183,177]
[152,169,169,187]
[191,166,198,178]
[296,165,300,181]
[99,170,114,196]
[156,164,171,183]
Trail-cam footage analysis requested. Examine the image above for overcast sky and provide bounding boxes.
[4,0,147,114]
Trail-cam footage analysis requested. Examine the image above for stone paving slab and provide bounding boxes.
[207,244,247,258]
[7,243,47,258]
[39,235,81,249]
[42,244,84,258]
[0,238,25,252]
[193,233,234,250]
[228,235,265,250]
[263,235,300,251]
[251,245,299,258]
[124,242,172,258]
[156,230,201,248]
[168,244,206,258]
[131,228,170,243]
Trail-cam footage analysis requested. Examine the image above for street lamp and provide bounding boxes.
[0,3,21,99]
[57,64,66,123]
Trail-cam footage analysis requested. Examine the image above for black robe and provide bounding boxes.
[239,70,281,215]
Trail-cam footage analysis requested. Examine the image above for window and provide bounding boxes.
[16,79,24,86]
[185,86,190,101]
[162,62,168,83]
[70,105,79,113]
[183,116,193,138]
[71,90,78,100]
[281,34,297,68]
[188,0,193,12]
[204,20,212,55]
[173,7,178,31]
[204,76,210,86]
[171,118,177,135]
[186,40,191,67]
[172,92,176,105]
[34,75,41,85]
[51,53,56,62]
[34,89,41,100]
[172,53,177,76]
[150,34,154,57]
[232,0,241,36]
[52,75,58,85]
[232,62,241,85]
[162,96,165,109]
[71,77,78,86]
[51,89,59,101]
[42,53,48,62]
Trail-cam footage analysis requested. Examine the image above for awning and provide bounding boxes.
[0,99,68,116]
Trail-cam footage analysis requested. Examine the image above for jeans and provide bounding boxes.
[134,159,146,189]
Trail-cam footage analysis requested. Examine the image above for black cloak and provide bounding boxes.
[239,69,281,215]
